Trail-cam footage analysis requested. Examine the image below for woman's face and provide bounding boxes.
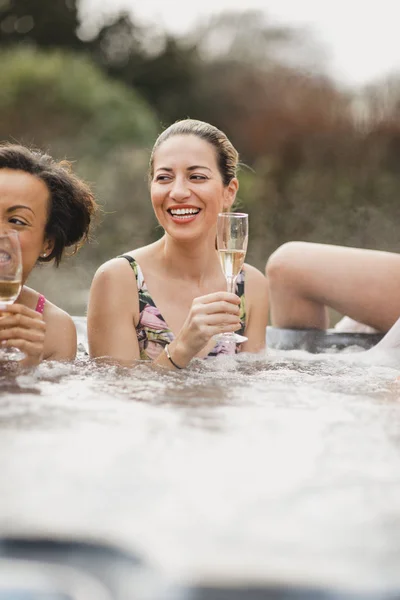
[0,169,53,283]
[151,134,238,242]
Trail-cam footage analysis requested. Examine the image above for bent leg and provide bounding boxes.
[265,241,400,332]
[371,316,400,351]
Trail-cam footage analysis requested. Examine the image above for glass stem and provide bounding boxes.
[220,277,238,342]
[226,277,236,294]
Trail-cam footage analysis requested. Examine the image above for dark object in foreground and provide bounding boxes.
[1,535,400,599]
[0,536,143,599]
[266,326,384,353]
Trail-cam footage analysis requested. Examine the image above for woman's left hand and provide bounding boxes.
[0,303,46,367]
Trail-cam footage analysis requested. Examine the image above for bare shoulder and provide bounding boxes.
[123,241,162,265]
[44,300,75,333]
[91,255,139,305]
[92,256,134,283]
[91,244,158,282]
[88,254,141,329]
[244,263,269,288]
[42,300,77,361]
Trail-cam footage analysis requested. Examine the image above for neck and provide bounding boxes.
[158,233,221,283]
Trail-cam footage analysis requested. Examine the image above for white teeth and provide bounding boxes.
[170,208,200,216]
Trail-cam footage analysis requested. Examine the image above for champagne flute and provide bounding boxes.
[0,230,25,361]
[216,212,248,344]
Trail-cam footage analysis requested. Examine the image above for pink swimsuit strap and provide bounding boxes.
[35,294,46,314]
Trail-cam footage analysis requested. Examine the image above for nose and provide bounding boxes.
[169,176,190,202]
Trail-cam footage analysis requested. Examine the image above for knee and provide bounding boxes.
[265,241,310,290]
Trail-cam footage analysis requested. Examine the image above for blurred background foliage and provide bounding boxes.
[1,0,400,314]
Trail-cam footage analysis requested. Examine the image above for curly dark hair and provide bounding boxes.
[0,144,98,266]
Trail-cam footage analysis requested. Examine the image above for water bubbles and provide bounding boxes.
[1,348,400,590]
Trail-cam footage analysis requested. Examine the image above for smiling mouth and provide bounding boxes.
[0,251,11,263]
[168,208,200,217]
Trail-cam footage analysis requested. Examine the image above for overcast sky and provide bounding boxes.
[80,0,400,87]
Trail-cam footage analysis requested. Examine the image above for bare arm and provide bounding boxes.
[88,258,141,363]
[44,308,77,361]
[241,264,269,354]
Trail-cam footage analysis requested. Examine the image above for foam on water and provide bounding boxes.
[0,348,400,591]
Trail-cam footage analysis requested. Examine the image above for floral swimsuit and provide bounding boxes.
[120,255,246,361]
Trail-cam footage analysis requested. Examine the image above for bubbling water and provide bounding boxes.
[0,347,400,592]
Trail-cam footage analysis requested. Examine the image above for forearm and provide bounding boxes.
[154,339,194,371]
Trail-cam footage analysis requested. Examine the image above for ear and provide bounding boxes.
[222,177,239,210]
[41,237,55,258]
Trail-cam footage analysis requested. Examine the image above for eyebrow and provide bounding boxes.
[6,205,35,215]
[155,165,212,172]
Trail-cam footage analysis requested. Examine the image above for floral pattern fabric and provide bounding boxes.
[120,255,246,361]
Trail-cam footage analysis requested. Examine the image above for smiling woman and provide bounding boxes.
[87,118,269,369]
[0,143,98,367]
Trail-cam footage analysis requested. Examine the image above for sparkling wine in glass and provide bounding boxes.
[0,230,25,361]
[216,212,248,344]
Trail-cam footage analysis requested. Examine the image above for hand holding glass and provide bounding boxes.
[216,212,248,344]
[0,230,25,361]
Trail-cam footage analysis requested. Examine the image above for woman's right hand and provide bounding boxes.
[0,302,46,367]
[171,291,241,365]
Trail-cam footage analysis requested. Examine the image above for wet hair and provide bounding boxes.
[0,144,98,266]
[148,119,239,186]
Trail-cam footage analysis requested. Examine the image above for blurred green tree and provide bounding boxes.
[0,46,157,155]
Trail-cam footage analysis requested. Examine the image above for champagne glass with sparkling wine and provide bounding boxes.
[216,212,248,344]
[0,230,25,361]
